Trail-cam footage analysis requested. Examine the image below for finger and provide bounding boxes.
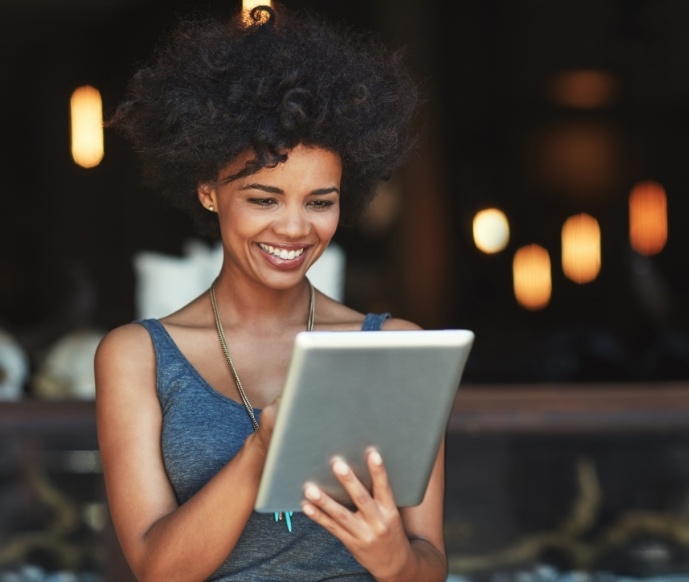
[301,500,357,547]
[258,398,281,437]
[262,397,280,424]
[366,448,396,507]
[254,399,281,452]
[331,458,381,516]
[302,483,359,539]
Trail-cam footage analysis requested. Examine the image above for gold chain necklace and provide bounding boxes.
[209,279,315,531]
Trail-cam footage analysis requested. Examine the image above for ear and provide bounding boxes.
[197,182,216,211]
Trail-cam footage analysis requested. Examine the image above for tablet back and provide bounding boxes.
[255,328,474,513]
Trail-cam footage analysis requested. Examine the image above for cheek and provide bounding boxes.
[221,208,260,234]
[317,211,340,239]
[218,211,258,251]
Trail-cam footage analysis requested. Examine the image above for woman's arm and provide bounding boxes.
[95,323,274,582]
[396,441,448,581]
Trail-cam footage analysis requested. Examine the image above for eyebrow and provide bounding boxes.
[240,184,340,196]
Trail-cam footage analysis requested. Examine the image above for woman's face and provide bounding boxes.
[199,144,341,290]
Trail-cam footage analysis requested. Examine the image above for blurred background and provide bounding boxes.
[2,0,689,383]
[1,0,689,581]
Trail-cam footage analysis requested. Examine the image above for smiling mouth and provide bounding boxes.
[258,243,306,260]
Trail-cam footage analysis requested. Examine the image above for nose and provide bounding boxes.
[273,204,310,239]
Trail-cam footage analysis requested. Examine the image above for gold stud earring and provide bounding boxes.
[208,205,216,212]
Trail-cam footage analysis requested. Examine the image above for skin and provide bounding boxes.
[95,144,448,581]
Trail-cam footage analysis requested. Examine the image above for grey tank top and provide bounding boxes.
[137,312,391,581]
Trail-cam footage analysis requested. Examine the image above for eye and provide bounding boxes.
[248,197,277,207]
[307,199,335,209]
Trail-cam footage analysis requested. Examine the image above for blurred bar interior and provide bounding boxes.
[1,0,688,580]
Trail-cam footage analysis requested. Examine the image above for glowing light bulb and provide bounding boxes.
[70,85,103,169]
[513,244,551,310]
[473,208,510,254]
[242,0,272,25]
[561,213,601,283]
[629,180,667,256]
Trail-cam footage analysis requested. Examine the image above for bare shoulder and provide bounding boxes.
[94,323,156,401]
[315,293,365,330]
[95,322,152,366]
[315,292,422,332]
[94,322,159,427]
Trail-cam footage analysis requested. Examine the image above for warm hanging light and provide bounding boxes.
[629,180,667,256]
[473,208,510,254]
[70,85,104,169]
[242,0,272,24]
[561,213,601,283]
[513,244,551,310]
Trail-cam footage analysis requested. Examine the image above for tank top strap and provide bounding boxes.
[137,318,169,344]
[361,312,391,331]
[135,318,205,405]
[135,318,179,366]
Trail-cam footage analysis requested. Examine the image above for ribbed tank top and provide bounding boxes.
[137,312,391,581]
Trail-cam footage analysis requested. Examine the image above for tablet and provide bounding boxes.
[255,328,474,513]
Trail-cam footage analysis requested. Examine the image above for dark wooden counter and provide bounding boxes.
[448,382,689,434]
[3,382,689,436]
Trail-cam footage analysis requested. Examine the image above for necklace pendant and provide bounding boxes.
[274,511,294,532]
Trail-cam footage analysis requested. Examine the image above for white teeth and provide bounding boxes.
[259,243,304,260]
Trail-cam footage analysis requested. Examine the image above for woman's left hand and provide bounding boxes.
[301,449,413,580]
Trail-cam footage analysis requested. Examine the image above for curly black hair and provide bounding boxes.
[108,3,419,238]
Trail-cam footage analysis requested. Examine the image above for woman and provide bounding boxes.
[95,4,448,581]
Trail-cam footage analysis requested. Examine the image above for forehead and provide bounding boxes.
[219,145,342,184]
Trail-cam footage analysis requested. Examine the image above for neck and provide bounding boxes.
[210,277,314,329]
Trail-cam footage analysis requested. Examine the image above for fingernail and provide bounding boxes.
[369,450,382,465]
[304,484,321,500]
[333,460,349,476]
[302,503,315,516]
